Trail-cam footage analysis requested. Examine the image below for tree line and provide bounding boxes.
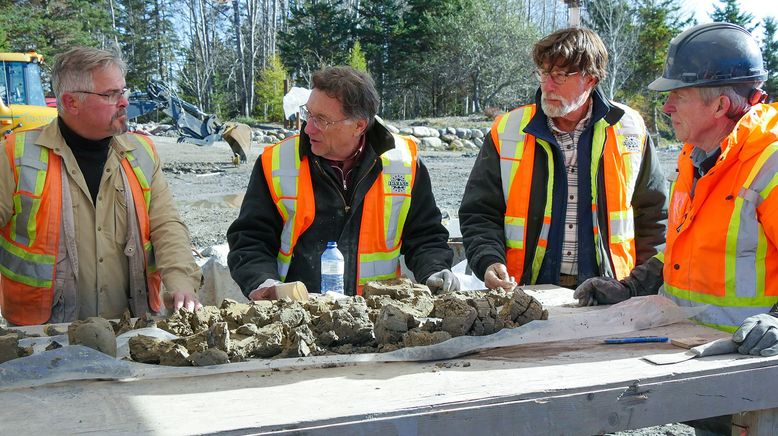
[0,0,776,141]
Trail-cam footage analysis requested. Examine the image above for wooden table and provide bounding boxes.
[2,288,777,435]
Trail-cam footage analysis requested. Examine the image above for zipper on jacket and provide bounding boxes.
[314,159,350,212]
[350,159,377,206]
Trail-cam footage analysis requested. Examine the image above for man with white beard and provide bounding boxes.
[459,27,667,293]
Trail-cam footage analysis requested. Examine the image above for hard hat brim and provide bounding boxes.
[647,77,687,92]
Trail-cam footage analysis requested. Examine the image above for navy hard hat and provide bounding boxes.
[648,22,768,91]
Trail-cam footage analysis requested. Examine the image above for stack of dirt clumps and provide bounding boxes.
[0,278,548,367]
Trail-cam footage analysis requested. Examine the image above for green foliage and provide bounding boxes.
[278,0,356,79]
[256,54,287,122]
[763,17,778,101]
[710,0,756,31]
[348,40,368,73]
[0,0,115,56]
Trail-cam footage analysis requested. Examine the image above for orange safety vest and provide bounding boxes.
[662,103,778,332]
[491,103,646,283]
[0,129,161,325]
[261,133,417,295]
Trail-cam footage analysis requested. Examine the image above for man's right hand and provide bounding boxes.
[484,263,515,291]
[248,285,277,300]
[574,277,630,306]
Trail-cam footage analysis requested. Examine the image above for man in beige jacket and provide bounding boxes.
[0,47,201,325]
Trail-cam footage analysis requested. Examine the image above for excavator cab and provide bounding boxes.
[0,52,57,133]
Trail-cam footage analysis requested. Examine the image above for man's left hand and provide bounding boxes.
[426,269,460,294]
[733,313,778,356]
[165,290,203,312]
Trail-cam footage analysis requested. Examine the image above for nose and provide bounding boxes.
[117,94,129,108]
[540,78,557,93]
[662,97,674,115]
[304,119,319,136]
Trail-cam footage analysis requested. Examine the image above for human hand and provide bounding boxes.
[165,290,203,312]
[573,276,630,306]
[733,313,778,356]
[484,263,515,291]
[426,269,460,294]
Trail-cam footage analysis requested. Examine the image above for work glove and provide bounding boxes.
[732,313,778,357]
[426,269,460,294]
[484,263,516,291]
[574,276,630,306]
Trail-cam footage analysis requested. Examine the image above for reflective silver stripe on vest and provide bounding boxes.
[359,257,400,279]
[127,136,156,190]
[498,108,528,202]
[379,136,412,248]
[504,220,524,248]
[0,243,55,283]
[14,132,46,246]
[609,212,635,242]
[734,148,778,298]
[661,291,774,329]
[274,138,300,256]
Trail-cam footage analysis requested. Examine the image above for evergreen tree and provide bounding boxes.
[348,40,368,73]
[763,17,778,101]
[256,54,287,121]
[710,0,756,32]
[278,0,356,81]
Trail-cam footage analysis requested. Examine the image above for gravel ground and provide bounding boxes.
[155,134,694,436]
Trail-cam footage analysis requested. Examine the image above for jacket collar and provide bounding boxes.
[721,102,778,163]
[35,118,136,154]
[524,86,624,143]
[299,117,395,160]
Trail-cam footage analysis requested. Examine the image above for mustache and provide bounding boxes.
[112,108,127,120]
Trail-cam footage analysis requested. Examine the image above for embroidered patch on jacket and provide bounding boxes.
[623,135,641,153]
[388,174,410,193]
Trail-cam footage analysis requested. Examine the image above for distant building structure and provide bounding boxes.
[564,0,582,27]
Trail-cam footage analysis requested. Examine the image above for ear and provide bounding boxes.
[354,118,369,136]
[60,93,81,115]
[712,95,731,119]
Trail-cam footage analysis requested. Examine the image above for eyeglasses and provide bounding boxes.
[300,105,351,131]
[71,87,130,104]
[533,69,581,85]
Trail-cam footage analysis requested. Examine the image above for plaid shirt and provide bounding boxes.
[546,101,593,276]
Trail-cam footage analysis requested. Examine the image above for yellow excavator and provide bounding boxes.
[0,51,57,134]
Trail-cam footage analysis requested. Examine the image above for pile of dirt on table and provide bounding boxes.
[1,278,548,367]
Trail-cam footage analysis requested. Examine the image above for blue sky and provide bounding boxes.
[682,0,778,39]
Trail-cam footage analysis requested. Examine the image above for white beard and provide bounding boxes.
[541,90,591,118]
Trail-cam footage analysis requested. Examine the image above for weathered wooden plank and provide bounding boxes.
[732,407,778,436]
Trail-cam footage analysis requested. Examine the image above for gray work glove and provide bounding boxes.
[426,269,460,294]
[732,313,778,356]
[573,276,630,306]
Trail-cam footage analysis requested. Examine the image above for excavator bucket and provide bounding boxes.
[221,122,251,164]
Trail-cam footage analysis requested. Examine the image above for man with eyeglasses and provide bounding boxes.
[227,66,455,298]
[0,46,202,326]
[459,27,667,295]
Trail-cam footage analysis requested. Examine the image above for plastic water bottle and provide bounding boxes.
[320,241,344,294]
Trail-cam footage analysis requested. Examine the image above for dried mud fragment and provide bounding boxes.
[157,309,194,336]
[374,305,419,345]
[191,306,222,332]
[68,317,117,357]
[242,301,276,327]
[45,341,63,351]
[499,288,548,326]
[111,310,134,336]
[174,330,209,354]
[433,294,477,337]
[207,322,231,353]
[190,348,230,366]
[468,297,504,336]
[220,299,252,330]
[0,333,26,363]
[315,301,374,347]
[232,322,285,359]
[44,325,67,336]
[279,324,318,358]
[403,329,452,347]
[134,313,157,329]
[272,301,310,329]
[129,335,190,366]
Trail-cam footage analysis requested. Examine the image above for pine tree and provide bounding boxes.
[348,40,368,73]
[762,17,778,101]
[710,0,756,32]
[256,54,287,121]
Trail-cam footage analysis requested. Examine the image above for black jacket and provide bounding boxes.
[459,88,668,286]
[227,120,452,296]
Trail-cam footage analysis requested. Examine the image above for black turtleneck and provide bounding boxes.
[58,117,112,205]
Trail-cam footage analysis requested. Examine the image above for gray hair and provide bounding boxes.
[51,46,127,112]
[697,82,764,120]
[311,66,379,128]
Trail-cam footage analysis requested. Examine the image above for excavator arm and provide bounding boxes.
[127,80,248,163]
